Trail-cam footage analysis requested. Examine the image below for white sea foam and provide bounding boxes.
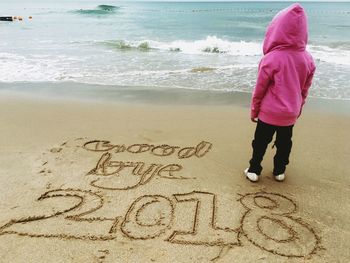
[0,53,60,82]
[0,53,85,82]
[146,36,262,56]
[0,50,255,83]
[308,45,350,66]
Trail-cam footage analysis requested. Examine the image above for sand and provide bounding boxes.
[0,94,349,263]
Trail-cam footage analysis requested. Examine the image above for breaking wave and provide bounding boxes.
[96,36,350,65]
[98,36,262,56]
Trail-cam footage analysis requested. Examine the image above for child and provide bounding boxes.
[245,3,316,182]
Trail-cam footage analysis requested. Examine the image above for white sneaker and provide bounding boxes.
[244,168,259,182]
[274,173,285,182]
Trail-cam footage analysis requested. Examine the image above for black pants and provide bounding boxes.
[249,120,294,175]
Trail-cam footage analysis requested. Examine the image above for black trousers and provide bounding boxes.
[249,119,294,175]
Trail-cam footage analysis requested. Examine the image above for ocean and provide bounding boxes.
[1,0,350,101]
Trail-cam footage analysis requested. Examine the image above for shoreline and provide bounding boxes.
[1,82,349,116]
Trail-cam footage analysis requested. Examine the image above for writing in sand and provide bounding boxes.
[0,138,322,261]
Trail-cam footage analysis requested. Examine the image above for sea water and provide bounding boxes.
[0,0,349,101]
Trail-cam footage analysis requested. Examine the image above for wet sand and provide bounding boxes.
[0,95,349,262]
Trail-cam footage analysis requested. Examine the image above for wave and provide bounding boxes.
[73,5,119,15]
[98,36,262,56]
[1,51,349,100]
[97,5,119,11]
[102,40,151,51]
[96,36,350,65]
[0,52,256,83]
[308,45,350,66]
[326,41,350,51]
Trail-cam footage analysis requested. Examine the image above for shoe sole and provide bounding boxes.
[273,175,285,182]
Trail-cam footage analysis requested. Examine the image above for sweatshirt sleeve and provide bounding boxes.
[251,57,272,119]
[301,65,316,107]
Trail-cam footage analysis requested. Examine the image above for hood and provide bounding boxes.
[263,3,308,55]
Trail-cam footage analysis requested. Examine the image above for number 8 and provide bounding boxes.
[239,192,320,257]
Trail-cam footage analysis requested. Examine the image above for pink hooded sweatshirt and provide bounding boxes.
[251,3,316,126]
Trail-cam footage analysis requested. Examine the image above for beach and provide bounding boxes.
[0,94,349,262]
[1,1,350,261]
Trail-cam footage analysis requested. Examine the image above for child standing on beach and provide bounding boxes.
[245,3,316,182]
